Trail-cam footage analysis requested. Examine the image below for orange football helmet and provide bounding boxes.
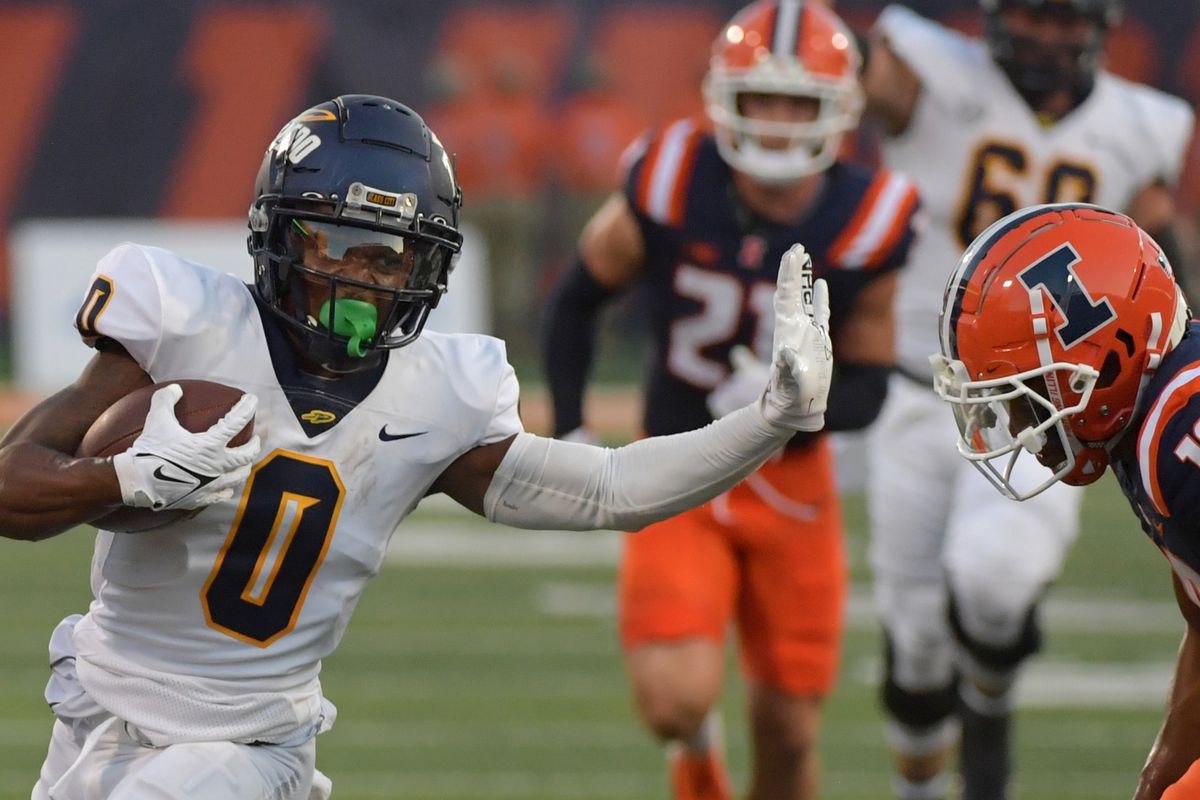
[932,203,1190,499]
[703,0,863,183]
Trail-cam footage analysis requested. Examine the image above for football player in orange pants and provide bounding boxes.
[543,3,919,796]
[932,205,1200,800]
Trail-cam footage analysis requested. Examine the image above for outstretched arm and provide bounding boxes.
[435,244,834,528]
[481,404,792,531]
[861,30,921,136]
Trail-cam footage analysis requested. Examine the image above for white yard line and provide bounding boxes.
[388,525,622,567]
[848,656,1172,709]
[390,523,1179,631]
[531,580,1177,709]
[389,519,1180,709]
[531,580,1182,634]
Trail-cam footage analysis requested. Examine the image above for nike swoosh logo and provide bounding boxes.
[379,427,427,442]
[153,465,192,485]
[135,453,216,501]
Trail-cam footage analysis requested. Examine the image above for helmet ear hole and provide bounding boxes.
[1114,327,1136,358]
[1096,349,1122,389]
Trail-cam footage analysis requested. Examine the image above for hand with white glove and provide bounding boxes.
[757,243,833,432]
[707,345,770,420]
[111,384,262,511]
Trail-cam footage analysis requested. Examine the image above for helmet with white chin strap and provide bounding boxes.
[704,0,863,184]
[933,203,1188,500]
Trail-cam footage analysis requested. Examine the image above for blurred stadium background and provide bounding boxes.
[0,0,1197,797]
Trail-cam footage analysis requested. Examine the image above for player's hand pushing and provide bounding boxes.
[758,243,833,432]
[111,384,262,510]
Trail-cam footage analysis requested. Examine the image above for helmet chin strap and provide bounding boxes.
[318,299,378,358]
[733,139,823,184]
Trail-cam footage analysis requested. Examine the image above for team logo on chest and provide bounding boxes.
[738,235,768,271]
[301,409,338,425]
[684,241,720,266]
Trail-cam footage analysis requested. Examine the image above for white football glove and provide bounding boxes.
[757,243,833,432]
[111,384,262,511]
[707,345,770,420]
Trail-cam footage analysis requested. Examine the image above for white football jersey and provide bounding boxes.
[67,243,522,746]
[877,5,1195,377]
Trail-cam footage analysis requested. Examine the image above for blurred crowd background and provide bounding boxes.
[3,0,1198,377]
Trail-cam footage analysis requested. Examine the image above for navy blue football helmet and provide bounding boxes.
[249,94,463,372]
[980,0,1121,105]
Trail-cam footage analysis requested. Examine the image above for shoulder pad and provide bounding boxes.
[828,169,921,271]
[1108,79,1196,186]
[407,331,523,446]
[622,118,706,228]
[74,243,163,370]
[1138,363,1200,518]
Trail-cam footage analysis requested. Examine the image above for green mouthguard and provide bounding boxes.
[318,299,378,358]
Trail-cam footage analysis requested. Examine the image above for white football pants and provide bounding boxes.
[32,713,332,800]
[867,375,1083,691]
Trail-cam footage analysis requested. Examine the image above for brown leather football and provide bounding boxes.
[77,379,254,533]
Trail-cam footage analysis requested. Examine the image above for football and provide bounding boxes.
[77,379,255,533]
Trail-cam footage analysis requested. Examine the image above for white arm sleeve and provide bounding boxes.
[482,405,791,531]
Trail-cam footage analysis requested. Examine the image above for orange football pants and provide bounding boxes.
[1163,760,1200,799]
[618,438,847,695]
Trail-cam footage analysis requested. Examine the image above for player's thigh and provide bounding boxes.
[33,718,92,800]
[733,487,847,696]
[866,378,959,583]
[944,465,1083,639]
[108,738,316,800]
[875,573,958,690]
[867,381,966,689]
[35,715,147,800]
[619,505,738,649]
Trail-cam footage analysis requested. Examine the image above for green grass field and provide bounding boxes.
[0,473,1182,799]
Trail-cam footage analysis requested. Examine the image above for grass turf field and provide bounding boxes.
[0,473,1181,799]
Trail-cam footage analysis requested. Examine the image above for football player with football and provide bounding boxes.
[859,1,1194,797]
[933,202,1199,800]
[0,95,837,800]
[542,3,918,798]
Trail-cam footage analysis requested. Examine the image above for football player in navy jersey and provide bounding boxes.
[0,94,838,800]
[860,2,1194,798]
[542,3,918,798]
[932,203,1199,800]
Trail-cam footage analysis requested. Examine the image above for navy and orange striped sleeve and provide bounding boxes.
[620,119,706,230]
[1137,363,1200,521]
[827,169,921,274]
